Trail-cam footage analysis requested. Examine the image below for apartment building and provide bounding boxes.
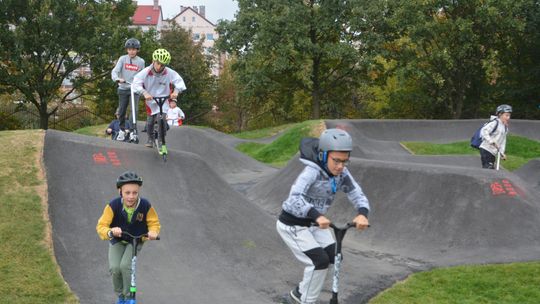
[132,1,224,76]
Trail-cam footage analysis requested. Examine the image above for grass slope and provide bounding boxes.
[370,262,540,304]
[0,130,77,304]
[73,123,109,138]
[403,135,540,171]
[235,120,322,167]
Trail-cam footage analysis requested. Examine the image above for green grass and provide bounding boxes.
[402,134,540,171]
[231,123,296,139]
[370,262,540,304]
[73,123,109,138]
[235,120,322,166]
[0,130,77,304]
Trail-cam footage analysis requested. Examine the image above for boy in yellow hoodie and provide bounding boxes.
[96,171,160,304]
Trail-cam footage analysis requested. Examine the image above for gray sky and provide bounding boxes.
[136,0,238,24]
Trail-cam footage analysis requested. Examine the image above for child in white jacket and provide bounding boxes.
[479,104,512,169]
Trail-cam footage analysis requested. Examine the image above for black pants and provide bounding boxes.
[146,114,168,142]
[480,148,496,169]
[117,88,140,131]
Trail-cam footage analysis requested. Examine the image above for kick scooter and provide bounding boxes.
[496,150,501,170]
[328,222,356,304]
[284,223,367,304]
[121,231,160,304]
[150,96,171,162]
[128,84,140,144]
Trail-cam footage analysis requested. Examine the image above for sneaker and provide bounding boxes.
[159,145,167,155]
[124,299,135,304]
[289,286,302,304]
[116,295,126,304]
[116,130,126,141]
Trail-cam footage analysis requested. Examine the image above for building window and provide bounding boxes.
[182,16,186,22]
[146,16,151,21]
[193,33,200,40]
[192,16,195,22]
[206,33,214,40]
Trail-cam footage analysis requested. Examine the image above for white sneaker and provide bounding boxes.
[116,130,125,141]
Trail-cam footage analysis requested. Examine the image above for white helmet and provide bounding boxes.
[496,104,512,115]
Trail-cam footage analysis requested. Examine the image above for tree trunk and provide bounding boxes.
[311,57,321,120]
[38,101,49,130]
[308,0,320,120]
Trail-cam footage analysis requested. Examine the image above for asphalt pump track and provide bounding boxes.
[44,120,540,303]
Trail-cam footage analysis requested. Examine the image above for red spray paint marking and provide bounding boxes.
[93,152,108,165]
[107,150,121,167]
[490,179,518,197]
[93,150,122,166]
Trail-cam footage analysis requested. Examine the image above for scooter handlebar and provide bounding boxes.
[313,222,370,230]
[121,231,160,240]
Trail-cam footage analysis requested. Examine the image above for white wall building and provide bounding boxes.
[132,1,225,76]
[169,5,223,76]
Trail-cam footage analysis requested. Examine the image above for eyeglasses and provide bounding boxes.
[330,157,350,166]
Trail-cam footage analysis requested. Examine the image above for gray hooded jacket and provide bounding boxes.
[278,138,370,227]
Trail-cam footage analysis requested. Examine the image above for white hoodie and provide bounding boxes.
[479,115,508,156]
[131,65,187,115]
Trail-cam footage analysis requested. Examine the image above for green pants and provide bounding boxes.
[108,242,142,298]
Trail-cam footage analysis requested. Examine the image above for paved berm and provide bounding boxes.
[43,119,540,303]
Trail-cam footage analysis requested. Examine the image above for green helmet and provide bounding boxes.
[152,48,171,65]
[116,171,143,189]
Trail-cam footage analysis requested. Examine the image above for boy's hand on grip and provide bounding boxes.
[147,231,159,240]
[353,214,369,230]
[316,216,331,229]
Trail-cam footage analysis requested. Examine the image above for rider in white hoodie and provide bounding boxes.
[479,104,512,169]
[276,129,370,304]
[132,48,187,147]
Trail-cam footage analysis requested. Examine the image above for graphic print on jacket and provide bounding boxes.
[280,138,369,225]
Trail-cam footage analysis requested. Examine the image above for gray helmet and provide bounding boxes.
[125,38,141,49]
[496,104,512,115]
[116,171,143,189]
[318,129,353,152]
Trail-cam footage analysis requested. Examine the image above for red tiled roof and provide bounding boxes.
[133,5,162,25]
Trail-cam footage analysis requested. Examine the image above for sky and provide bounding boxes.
[136,0,238,24]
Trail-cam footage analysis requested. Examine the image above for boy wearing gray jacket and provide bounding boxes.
[277,128,370,304]
[479,104,512,169]
[111,38,145,141]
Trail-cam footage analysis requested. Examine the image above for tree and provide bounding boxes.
[492,1,540,119]
[91,28,160,119]
[0,0,135,129]
[352,0,535,119]
[217,0,366,120]
[160,25,214,125]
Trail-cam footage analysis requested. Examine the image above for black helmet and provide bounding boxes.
[125,38,141,49]
[116,171,143,188]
